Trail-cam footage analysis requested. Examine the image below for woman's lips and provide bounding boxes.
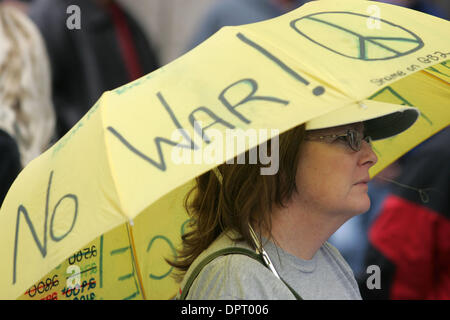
[354,178,370,185]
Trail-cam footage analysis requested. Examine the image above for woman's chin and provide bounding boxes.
[356,195,371,215]
[348,193,371,216]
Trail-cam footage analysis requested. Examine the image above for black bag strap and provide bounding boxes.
[179,247,302,300]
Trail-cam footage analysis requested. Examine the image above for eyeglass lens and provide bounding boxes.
[347,130,371,151]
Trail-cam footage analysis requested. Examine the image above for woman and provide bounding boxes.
[169,103,419,300]
[0,1,55,167]
[0,2,55,204]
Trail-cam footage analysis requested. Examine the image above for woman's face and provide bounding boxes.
[293,122,378,218]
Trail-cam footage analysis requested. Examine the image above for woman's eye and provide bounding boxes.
[336,136,347,143]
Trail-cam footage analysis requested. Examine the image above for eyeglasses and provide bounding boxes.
[305,129,372,152]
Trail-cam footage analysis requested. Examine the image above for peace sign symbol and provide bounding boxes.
[290,11,424,61]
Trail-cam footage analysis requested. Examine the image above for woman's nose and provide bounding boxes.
[359,139,378,168]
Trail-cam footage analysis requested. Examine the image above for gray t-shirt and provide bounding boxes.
[179,232,362,300]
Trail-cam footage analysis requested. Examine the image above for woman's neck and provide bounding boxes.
[265,199,353,260]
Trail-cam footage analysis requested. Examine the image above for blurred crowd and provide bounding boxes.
[0,0,448,299]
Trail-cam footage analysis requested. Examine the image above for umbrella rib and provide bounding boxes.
[126,222,147,300]
[98,92,148,298]
[100,91,129,221]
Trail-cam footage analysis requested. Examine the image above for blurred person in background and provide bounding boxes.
[0,0,55,205]
[375,0,447,18]
[0,131,21,207]
[359,127,450,299]
[2,0,29,12]
[187,0,311,51]
[328,0,448,283]
[28,0,160,138]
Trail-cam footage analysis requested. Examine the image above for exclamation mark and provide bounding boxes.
[236,33,325,96]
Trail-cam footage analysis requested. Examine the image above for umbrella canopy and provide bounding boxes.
[1,0,449,300]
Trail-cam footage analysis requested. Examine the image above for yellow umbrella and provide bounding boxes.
[1,0,449,300]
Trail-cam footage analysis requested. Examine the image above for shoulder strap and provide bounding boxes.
[179,247,302,300]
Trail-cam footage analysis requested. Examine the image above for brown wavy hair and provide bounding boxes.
[168,124,306,282]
